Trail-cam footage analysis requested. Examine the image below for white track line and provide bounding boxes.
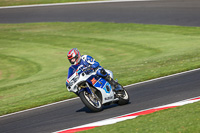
[125,68,200,87]
[1,67,200,118]
[0,97,79,118]
[0,0,154,9]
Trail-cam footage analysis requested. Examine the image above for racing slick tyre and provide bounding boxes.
[79,91,103,112]
[116,88,129,105]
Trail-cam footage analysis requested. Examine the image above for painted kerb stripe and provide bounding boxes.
[54,96,200,133]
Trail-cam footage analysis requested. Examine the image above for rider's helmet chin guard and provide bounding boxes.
[67,48,81,65]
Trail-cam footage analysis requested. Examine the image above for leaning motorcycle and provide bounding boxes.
[66,65,129,112]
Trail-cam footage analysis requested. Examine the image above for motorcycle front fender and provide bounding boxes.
[78,87,92,95]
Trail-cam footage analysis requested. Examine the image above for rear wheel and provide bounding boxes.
[79,91,103,112]
[116,87,129,105]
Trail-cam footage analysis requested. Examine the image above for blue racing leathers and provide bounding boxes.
[66,55,120,91]
[66,55,107,87]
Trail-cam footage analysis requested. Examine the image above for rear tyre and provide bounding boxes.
[79,91,103,112]
[116,87,129,105]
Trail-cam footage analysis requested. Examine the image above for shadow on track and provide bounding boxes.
[76,102,131,113]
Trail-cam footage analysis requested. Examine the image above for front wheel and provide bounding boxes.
[79,91,103,112]
[116,87,129,105]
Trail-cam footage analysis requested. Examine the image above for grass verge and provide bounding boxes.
[0,0,101,7]
[81,101,200,133]
[0,22,200,116]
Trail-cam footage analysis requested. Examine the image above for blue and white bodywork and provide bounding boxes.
[66,64,129,112]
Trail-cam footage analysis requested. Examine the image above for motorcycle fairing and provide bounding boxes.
[93,77,115,104]
[67,65,117,104]
[93,78,111,93]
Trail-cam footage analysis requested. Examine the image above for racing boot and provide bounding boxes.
[105,75,123,91]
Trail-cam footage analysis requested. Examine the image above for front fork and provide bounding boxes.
[78,82,95,97]
[85,82,96,99]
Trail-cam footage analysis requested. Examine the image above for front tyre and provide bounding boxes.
[79,91,103,112]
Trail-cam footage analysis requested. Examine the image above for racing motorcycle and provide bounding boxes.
[66,65,129,112]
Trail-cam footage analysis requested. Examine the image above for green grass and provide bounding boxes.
[81,101,200,133]
[0,0,101,7]
[0,22,200,116]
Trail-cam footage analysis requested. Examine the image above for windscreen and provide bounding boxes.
[67,64,80,79]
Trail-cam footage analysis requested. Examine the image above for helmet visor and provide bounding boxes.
[69,57,76,64]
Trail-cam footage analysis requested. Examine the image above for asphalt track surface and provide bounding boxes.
[0,0,200,27]
[0,0,200,133]
[1,69,200,133]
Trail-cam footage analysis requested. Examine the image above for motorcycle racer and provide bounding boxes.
[66,48,120,90]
